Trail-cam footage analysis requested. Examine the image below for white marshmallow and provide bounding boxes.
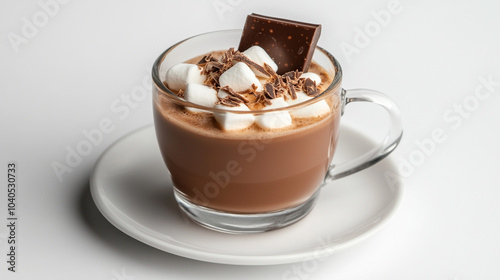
[287,91,330,118]
[217,89,230,99]
[286,91,310,106]
[300,72,322,85]
[242,46,278,77]
[291,100,330,118]
[219,62,263,92]
[255,97,292,129]
[214,103,255,131]
[267,97,290,109]
[165,63,206,91]
[184,83,218,113]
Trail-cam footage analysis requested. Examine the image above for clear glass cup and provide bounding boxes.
[152,30,403,233]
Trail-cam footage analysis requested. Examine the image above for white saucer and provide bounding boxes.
[90,124,403,265]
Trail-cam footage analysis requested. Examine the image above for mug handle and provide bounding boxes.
[323,88,403,183]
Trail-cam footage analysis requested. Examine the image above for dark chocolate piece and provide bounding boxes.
[238,13,321,74]
[197,54,217,66]
[264,63,278,78]
[264,83,276,99]
[254,92,267,104]
[221,86,251,103]
[233,52,270,77]
[218,96,242,107]
[283,70,303,81]
[304,78,319,96]
[285,76,297,100]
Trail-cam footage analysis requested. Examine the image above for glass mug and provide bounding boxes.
[152,30,403,233]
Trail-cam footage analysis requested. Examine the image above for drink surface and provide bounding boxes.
[156,50,339,139]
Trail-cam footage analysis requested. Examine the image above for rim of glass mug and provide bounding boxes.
[152,29,342,115]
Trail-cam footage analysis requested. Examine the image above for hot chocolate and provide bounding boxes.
[150,14,395,233]
[154,47,341,213]
[152,14,402,233]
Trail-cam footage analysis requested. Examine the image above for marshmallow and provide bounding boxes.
[217,89,230,99]
[287,91,310,106]
[242,46,279,77]
[255,97,292,129]
[267,97,290,109]
[300,72,322,85]
[214,103,255,131]
[287,91,330,118]
[165,63,206,91]
[184,83,218,113]
[219,62,263,92]
[291,100,330,118]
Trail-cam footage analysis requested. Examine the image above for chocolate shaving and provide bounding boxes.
[218,97,242,107]
[282,70,303,81]
[285,76,297,100]
[205,61,225,72]
[205,71,221,86]
[259,69,307,100]
[177,88,185,98]
[254,92,265,103]
[276,84,287,99]
[250,83,259,94]
[264,83,276,99]
[304,78,319,96]
[263,63,278,79]
[220,48,237,65]
[263,97,272,105]
[197,54,217,66]
[253,91,272,106]
[279,76,287,89]
[221,86,251,103]
[262,97,272,106]
[233,53,270,77]
[295,78,305,91]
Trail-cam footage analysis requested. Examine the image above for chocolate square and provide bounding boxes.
[238,13,321,74]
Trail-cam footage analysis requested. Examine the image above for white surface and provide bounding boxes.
[1,0,500,279]
[90,125,402,265]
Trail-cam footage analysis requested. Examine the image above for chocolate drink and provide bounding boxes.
[154,57,341,214]
[152,15,401,233]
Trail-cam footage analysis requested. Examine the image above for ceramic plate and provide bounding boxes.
[90,125,403,265]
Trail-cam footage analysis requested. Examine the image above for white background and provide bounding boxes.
[1,0,500,279]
